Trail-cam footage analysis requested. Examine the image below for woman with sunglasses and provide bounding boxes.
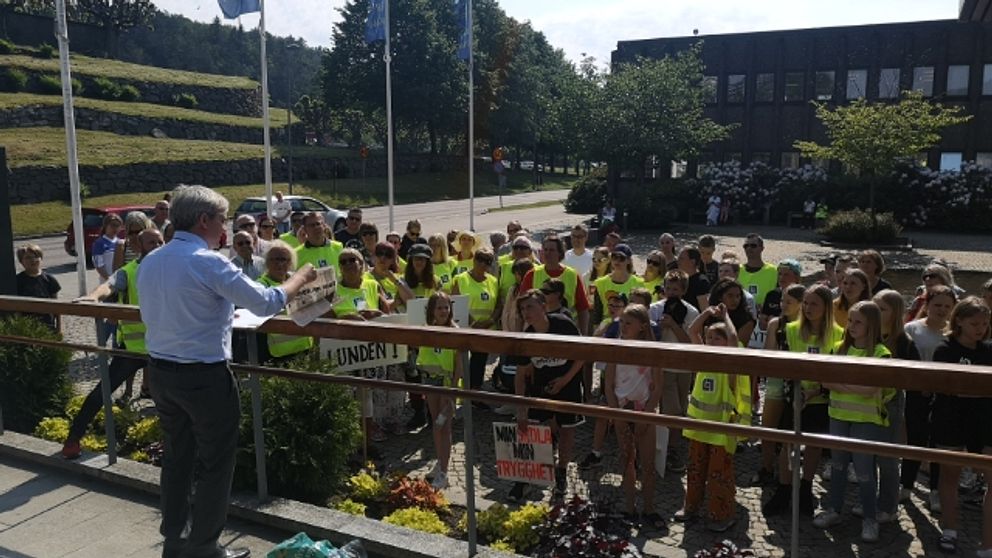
[587,246,612,329]
[257,216,277,242]
[256,241,313,361]
[331,247,391,442]
[359,222,380,267]
[399,219,421,260]
[906,263,958,322]
[403,243,440,299]
[427,233,457,292]
[112,212,154,271]
[641,250,666,303]
[366,241,414,313]
[451,248,501,396]
[592,244,644,311]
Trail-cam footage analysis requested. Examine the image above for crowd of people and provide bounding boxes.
[24,197,992,555]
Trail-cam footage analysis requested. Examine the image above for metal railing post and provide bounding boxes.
[461,351,477,557]
[96,319,117,464]
[790,380,801,558]
[246,332,268,501]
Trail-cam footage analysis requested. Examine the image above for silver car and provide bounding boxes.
[233,195,349,232]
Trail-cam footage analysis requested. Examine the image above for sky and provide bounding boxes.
[155,0,955,65]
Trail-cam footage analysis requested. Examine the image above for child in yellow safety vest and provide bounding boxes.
[677,303,751,532]
[415,291,464,490]
[814,300,891,543]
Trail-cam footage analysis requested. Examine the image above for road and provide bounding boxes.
[18,189,587,298]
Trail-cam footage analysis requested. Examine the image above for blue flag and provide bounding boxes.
[365,0,387,44]
[217,0,260,19]
[454,0,470,60]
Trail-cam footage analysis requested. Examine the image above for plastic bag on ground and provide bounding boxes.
[266,532,367,558]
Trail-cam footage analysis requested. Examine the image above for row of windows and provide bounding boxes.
[693,151,988,175]
[703,64,992,103]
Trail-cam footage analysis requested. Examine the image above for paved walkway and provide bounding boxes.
[0,454,291,558]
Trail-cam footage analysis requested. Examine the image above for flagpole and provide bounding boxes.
[467,0,474,232]
[384,0,395,232]
[259,0,273,219]
[55,0,87,296]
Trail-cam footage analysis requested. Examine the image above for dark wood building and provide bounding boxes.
[612,19,992,174]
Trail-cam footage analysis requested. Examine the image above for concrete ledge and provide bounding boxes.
[0,431,519,558]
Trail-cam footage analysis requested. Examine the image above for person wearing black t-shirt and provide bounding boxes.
[677,246,711,311]
[508,289,584,502]
[334,208,364,250]
[15,244,61,331]
[929,297,992,555]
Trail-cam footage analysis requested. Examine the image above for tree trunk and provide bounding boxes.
[428,121,438,156]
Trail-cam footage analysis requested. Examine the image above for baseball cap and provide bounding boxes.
[612,243,633,259]
[779,259,802,276]
[408,243,433,259]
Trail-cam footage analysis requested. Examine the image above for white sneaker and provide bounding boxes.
[876,510,897,524]
[813,509,842,528]
[431,471,449,490]
[899,487,912,503]
[928,490,942,514]
[861,519,879,542]
[494,404,516,415]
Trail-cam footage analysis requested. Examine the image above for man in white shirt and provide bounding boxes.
[270,191,293,233]
[563,223,593,278]
[230,231,265,280]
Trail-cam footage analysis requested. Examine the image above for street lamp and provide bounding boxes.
[285,42,302,195]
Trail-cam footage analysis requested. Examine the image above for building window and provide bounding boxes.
[755,73,774,102]
[947,65,969,96]
[846,69,867,100]
[984,65,992,96]
[702,76,718,104]
[879,68,900,99]
[781,152,800,169]
[976,152,992,168]
[751,152,772,164]
[912,67,934,96]
[939,152,963,171]
[696,153,714,177]
[727,74,746,103]
[815,71,835,100]
[670,160,687,178]
[784,72,804,102]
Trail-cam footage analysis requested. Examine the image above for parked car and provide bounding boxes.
[233,195,349,232]
[64,205,155,260]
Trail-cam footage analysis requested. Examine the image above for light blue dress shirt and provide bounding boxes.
[137,231,287,363]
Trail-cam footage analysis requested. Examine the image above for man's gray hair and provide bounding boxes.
[124,210,153,232]
[170,185,228,232]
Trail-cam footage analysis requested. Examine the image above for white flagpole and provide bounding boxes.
[384,0,395,231]
[467,0,474,232]
[259,0,273,219]
[55,0,87,296]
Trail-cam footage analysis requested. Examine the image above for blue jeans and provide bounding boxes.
[828,418,886,518]
[877,392,905,514]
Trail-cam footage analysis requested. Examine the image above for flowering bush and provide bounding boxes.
[690,162,827,223]
[125,416,162,446]
[382,507,449,535]
[819,209,902,243]
[334,498,367,516]
[893,161,992,231]
[33,417,69,442]
[386,476,449,513]
[532,497,641,558]
[348,466,389,503]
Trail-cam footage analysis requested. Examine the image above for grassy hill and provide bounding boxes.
[0,127,347,168]
[0,54,257,89]
[0,92,293,128]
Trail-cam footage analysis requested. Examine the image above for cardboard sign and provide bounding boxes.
[405,295,471,328]
[319,313,408,372]
[286,267,338,326]
[492,422,555,486]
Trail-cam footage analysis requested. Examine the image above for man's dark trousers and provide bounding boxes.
[149,360,241,558]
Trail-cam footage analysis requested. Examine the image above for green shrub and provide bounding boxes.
[501,503,548,552]
[126,416,162,445]
[347,467,389,503]
[36,43,56,58]
[0,315,72,433]
[0,67,27,92]
[33,417,70,442]
[128,449,151,463]
[234,354,362,505]
[459,502,510,543]
[173,92,198,109]
[63,393,138,441]
[564,168,607,214]
[90,76,123,100]
[818,209,903,244]
[36,74,62,94]
[382,508,449,535]
[334,498,367,516]
[118,84,141,102]
[0,39,15,54]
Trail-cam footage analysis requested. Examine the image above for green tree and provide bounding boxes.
[293,94,332,144]
[795,90,971,233]
[591,44,730,189]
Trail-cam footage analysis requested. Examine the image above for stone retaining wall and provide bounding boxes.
[9,155,465,204]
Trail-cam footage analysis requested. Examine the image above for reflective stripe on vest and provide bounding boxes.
[827,342,891,426]
[119,260,147,354]
[416,346,456,385]
[685,371,752,454]
[258,274,314,357]
[785,320,843,405]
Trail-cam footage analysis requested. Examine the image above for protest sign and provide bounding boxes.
[405,295,470,328]
[492,422,555,486]
[287,267,337,326]
[319,313,408,373]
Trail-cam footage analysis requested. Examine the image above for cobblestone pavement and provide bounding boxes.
[56,223,992,558]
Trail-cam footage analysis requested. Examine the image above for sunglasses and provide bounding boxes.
[594,257,609,263]
[235,241,252,247]
[743,243,759,249]
[260,224,275,229]
[647,259,663,266]
[347,216,361,221]
[513,245,530,250]
[475,257,493,265]
[375,250,395,258]
[239,223,256,230]
[339,257,360,265]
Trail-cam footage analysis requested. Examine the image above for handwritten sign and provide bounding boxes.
[286,267,337,326]
[492,422,555,486]
[319,313,408,372]
[405,295,470,328]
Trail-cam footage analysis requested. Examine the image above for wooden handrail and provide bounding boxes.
[3,295,990,395]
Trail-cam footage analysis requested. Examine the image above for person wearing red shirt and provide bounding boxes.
[518,234,589,335]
